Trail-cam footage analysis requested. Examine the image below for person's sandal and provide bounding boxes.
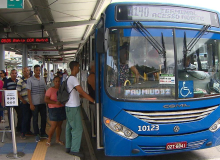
[46,142,51,146]
[56,141,65,145]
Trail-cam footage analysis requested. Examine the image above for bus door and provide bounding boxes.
[95,15,109,148]
[95,24,106,149]
[89,35,96,138]
[95,51,104,149]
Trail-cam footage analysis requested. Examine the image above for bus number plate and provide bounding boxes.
[166,141,187,150]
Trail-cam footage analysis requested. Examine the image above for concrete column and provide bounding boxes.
[55,64,57,73]
[53,64,55,74]
[0,44,5,70]
[22,44,28,67]
[53,64,55,72]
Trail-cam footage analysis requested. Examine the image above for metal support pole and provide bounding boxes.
[11,108,16,154]
[42,57,45,76]
[6,107,25,159]
[47,62,50,82]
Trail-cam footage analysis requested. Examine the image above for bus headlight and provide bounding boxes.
[209,118,220,132]
[124,130,132,137]
[114,124,123,132]
[104,117,138,139]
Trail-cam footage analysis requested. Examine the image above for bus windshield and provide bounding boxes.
[106,28,220,101]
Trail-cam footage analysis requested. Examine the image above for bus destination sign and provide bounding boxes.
[116,5,219,27]
[0,38,50,44]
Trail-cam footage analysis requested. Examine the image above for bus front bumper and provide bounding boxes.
[104,126,220,156]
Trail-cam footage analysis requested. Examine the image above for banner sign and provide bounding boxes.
[0,0,24,9]
[0,38,50,44]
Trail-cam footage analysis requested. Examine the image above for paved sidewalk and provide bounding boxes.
[0,109,90,160]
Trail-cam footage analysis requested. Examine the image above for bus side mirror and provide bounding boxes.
[96,28,109,54]
[96,28,104,53]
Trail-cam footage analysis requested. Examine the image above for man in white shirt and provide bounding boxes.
[65,61,95,158]
[50,70,54,82]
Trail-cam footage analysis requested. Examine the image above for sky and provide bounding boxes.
[111,0,220,12]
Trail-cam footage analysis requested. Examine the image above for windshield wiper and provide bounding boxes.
[187,25,211,51]
[183,32,187,68]
[161,33,167,72]
[132,21,166,55]
[183,25,210,69]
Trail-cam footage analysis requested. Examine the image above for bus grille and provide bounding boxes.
[126,105,218,124]
[139,139,206,153]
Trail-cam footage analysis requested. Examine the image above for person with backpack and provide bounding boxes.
[45,76,66,146]
[17,67,33,139]
[64,61,95,158]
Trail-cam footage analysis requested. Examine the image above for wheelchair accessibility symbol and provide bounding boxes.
[179,81,194,98]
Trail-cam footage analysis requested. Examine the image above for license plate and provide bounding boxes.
[166,141,187,150]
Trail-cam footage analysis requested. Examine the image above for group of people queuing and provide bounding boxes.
[49,68,68,84]
[0,61,95,158]
[0,67,47,139]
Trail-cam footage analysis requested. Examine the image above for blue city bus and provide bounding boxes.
[78,2,220,156]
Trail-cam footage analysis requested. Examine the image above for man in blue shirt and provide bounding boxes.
[2,69,22,132]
